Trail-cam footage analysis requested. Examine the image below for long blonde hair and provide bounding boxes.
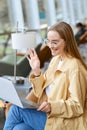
[48,22,87,70]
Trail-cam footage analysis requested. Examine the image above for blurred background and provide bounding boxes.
[0,1,87,129]
[0,0,87,64]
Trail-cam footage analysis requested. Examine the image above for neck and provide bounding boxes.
[59,53,66,61]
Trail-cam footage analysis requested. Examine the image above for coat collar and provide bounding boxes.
[52,55,73,72]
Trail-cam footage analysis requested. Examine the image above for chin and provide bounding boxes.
[51,53,58,57]
[51,51,59,56]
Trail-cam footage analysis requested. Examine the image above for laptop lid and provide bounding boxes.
[0,77,39,108]
[0,77,24,108]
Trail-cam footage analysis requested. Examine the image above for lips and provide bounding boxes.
[51,49,57,54]
[51,47,58,52]
[50,47,59,55]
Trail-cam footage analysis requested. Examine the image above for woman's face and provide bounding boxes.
[46,30,65,56]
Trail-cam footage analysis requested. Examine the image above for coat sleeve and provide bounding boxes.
[29,57,54,98]
[49,70,87,118]
[29,73,45,98]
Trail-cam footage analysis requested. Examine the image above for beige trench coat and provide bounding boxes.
[29,55,87,130]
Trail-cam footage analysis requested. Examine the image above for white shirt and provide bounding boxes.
[46,60,63,96]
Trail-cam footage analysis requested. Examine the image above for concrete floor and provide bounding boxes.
[0,108,5,130]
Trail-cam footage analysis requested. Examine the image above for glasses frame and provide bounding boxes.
[44,38,63,46]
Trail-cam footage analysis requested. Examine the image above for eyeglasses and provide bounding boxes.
[44,38,63,46]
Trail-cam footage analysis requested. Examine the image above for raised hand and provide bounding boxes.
[26,48,41,76]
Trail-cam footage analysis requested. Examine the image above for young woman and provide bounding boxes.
[4,22,87,130]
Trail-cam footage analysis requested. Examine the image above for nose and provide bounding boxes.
[48,43,55,48]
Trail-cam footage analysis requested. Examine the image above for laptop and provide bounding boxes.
[0,77,39,108]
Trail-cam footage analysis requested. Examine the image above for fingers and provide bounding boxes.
[25,53,30,62]
[32,48,37,55]
[37,101,47,111]
[28,48,37,58]
[25,48,36,60]
[37,101,51,113]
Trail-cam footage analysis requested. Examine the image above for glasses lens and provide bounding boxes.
[44,39,48,44]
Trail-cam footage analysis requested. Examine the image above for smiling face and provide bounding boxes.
[47,30,65,56]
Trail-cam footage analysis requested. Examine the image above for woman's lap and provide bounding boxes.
[3,105,47,130]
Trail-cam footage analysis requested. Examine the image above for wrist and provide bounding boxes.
[33,68,41,77]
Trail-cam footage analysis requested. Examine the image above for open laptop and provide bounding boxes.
[0,77,39,108]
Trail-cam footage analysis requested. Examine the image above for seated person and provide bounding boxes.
[3,22,87,130]
[78,31,87,44]
[75,22,87,45]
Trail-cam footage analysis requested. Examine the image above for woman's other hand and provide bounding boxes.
[37,101,51,113]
